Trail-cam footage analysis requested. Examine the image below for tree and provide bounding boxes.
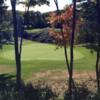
[20,0,50,28]
[11,0,22,89]
[24,11,47,28]
[69,0,77,98]
[95,0,100,92]
[77,0,100,92]
[47,5,72,69]
[0,0,14,49]
[25,0,49,10]
[11,0,50,89]
[0,0,8,48]
[48,0,77,98]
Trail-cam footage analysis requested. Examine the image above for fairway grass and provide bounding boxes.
[2,42,84,61]
[0,41,96,79]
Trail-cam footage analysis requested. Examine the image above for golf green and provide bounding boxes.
[2,42,84,61]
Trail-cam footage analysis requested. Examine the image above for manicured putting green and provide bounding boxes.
[2,42,84,61]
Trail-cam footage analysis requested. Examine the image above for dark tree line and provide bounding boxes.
[77,0,100,92]
[0,0,10,48]
[24,11,49,29]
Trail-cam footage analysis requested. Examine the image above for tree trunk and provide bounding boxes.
[11,0,21,89]
[69,0,76,98]
[96,0,100,92]
[64,45,70,72]
[96,50,100,92]
[60,28,70,73]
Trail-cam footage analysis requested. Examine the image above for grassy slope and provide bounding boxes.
[0,41,96,79]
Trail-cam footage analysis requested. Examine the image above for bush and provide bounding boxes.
[0,76,57,100]
[64,84,93,100]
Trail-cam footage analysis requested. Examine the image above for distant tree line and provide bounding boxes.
[23,10,64,29]
[23,11,48,29]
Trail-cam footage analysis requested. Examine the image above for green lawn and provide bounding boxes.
[2,42,84,61]
[0,41,96,79]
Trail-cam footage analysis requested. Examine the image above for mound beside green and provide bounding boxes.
[2,42,84,61]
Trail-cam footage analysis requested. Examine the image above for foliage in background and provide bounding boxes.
[77,0,100,92]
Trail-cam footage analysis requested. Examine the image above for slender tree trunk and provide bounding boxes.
[64,45,70,72]
[96,50,100,92]
[96,0,100,92]
[11,0,21,89]
[69,0,76,97]
[60,28,70,73]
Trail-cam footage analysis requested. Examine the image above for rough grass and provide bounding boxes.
[0,40,96,79]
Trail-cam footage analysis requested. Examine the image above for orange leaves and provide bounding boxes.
[48,5,73,24]
[62,6,73,21]
[47,13,57,24]
[48,5,73,46]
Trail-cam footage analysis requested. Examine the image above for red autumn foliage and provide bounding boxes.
[47,5,73,46]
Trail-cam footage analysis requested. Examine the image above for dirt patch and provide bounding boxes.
[0,65,15,74]
[27,70,96,82]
